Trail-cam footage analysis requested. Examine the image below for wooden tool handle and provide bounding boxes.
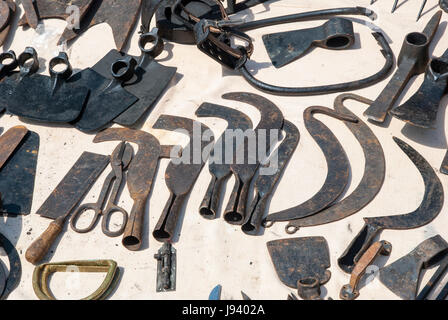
[25,216,64,265]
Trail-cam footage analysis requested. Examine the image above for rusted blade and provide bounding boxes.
[0,126,28,170]
[20,0,39,29]
[286,94,385,234]
[0,0,11,31]
[264,106,357,224]
[58,0,142,51]
[0,0,15,47]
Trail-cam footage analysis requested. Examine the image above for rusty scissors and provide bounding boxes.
[70,142,133,237]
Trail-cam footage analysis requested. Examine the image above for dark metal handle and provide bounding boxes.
[122,197,147,251]
[200,175,226,220]
[17,47,39,78]
[102,205,128,238]
[242,193,267,235]
[0,50,17,79]
[69,203,102,234]
[153,193,187,242]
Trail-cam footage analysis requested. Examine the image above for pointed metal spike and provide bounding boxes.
[417,0,428,21]
[392,0,399,13]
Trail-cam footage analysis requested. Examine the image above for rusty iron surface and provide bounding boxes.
[36,152,110,220]
[94,128,174,251]
[0,232,21,300]
[267,237,330,300]
[195,102,253,220]
[0,125,28,170]
[0,0,15,47]
[264,106,356,225]
[0,0,10,31]
[380,235,448,300]
[364,11,442,123]
[19,0,94,28]
[286,94,385,233]
[58,0,142,51]
[152,115,214,242]
[416,253,448,300]
[390,48,448,129]
[338,137,444,273]
[222,92,284,225]
[262,18,355,68]
[340,240,392,300]
[0,131,39,216]
[243,120,300,235]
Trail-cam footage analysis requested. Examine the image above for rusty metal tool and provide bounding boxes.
[380,235,448,300]
[154,243,176,292]
[263,106,357,226]
[73,57,139,132]
[195,102,253,220]
[25,152,110,265]
[286,94,385,234]
[33,260,120,300]
[70,142,133,237]
[222,92,284,225]
[243,120,300,235]
[7,51,90,123]
[0,0,16,46]
[0,130,39,216]
[416,253,448,300]
[0,126,28,170]
[91,29,177,127]
[0,232,21,300]
[262,18,355,68]
[0,49,27,111]
[390,48,448,129]
[19,0,94,29]
[152,115,214,242]
[58,0,142,51]
[364,11,442,124]
[267,237,331,300]
[94,128,177,251]
[338,137,444,274]
[340,240,392,300]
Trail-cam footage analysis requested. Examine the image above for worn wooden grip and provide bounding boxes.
[25,217,64,265]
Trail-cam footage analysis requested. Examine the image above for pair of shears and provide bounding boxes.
[70,142,133,237]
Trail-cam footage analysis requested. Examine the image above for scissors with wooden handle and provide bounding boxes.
[70,142,133,237]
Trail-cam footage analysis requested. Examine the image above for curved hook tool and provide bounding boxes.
[286,94,385,234]
[262,18,355,68]
[364,11,442,123]
[264,106,357,225]
[338,137,444,273]
[221,92,284,225]
[390,48,448,129]
[242,120,300,235]
[152,115,214,242]
[0,232,21,300]
[195,102,253,219]
[94,128,176,251]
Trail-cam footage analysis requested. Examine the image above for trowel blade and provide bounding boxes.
[92,49,176,127]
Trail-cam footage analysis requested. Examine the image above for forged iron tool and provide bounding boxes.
[57,0,142,51]
[416,253,448,300]
[389,0,448,21]
[340,240,392,300]
[0,0,15,46]
[7,50,90,123]
[0,232,21,300]
[267,237,331,300]
[222,92,284,225]
[152,115,214,242]
[0,126,28,171]
[242,120,300,235]
[195,102,253,220]
[33,260,120,300]
[91,29,177,127]
[0,50,24,111]
[73,57,139,132]
[70,142,133,237]
[364,11,442,124]
[380,235,448,300]
[390,49,448,129]
[338,138,444,274]
[155,0,270,44]
[19,0,94,29]
[0,130,39,216]
[286,94,385,234]
[94,128,178,251]
[263,106,357,226]
[262,18,355,68]
[154,243,176,292]
[26,152,110,265]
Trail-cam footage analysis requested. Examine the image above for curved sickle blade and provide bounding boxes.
[265,106,356,222]
[286,94,385,232]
